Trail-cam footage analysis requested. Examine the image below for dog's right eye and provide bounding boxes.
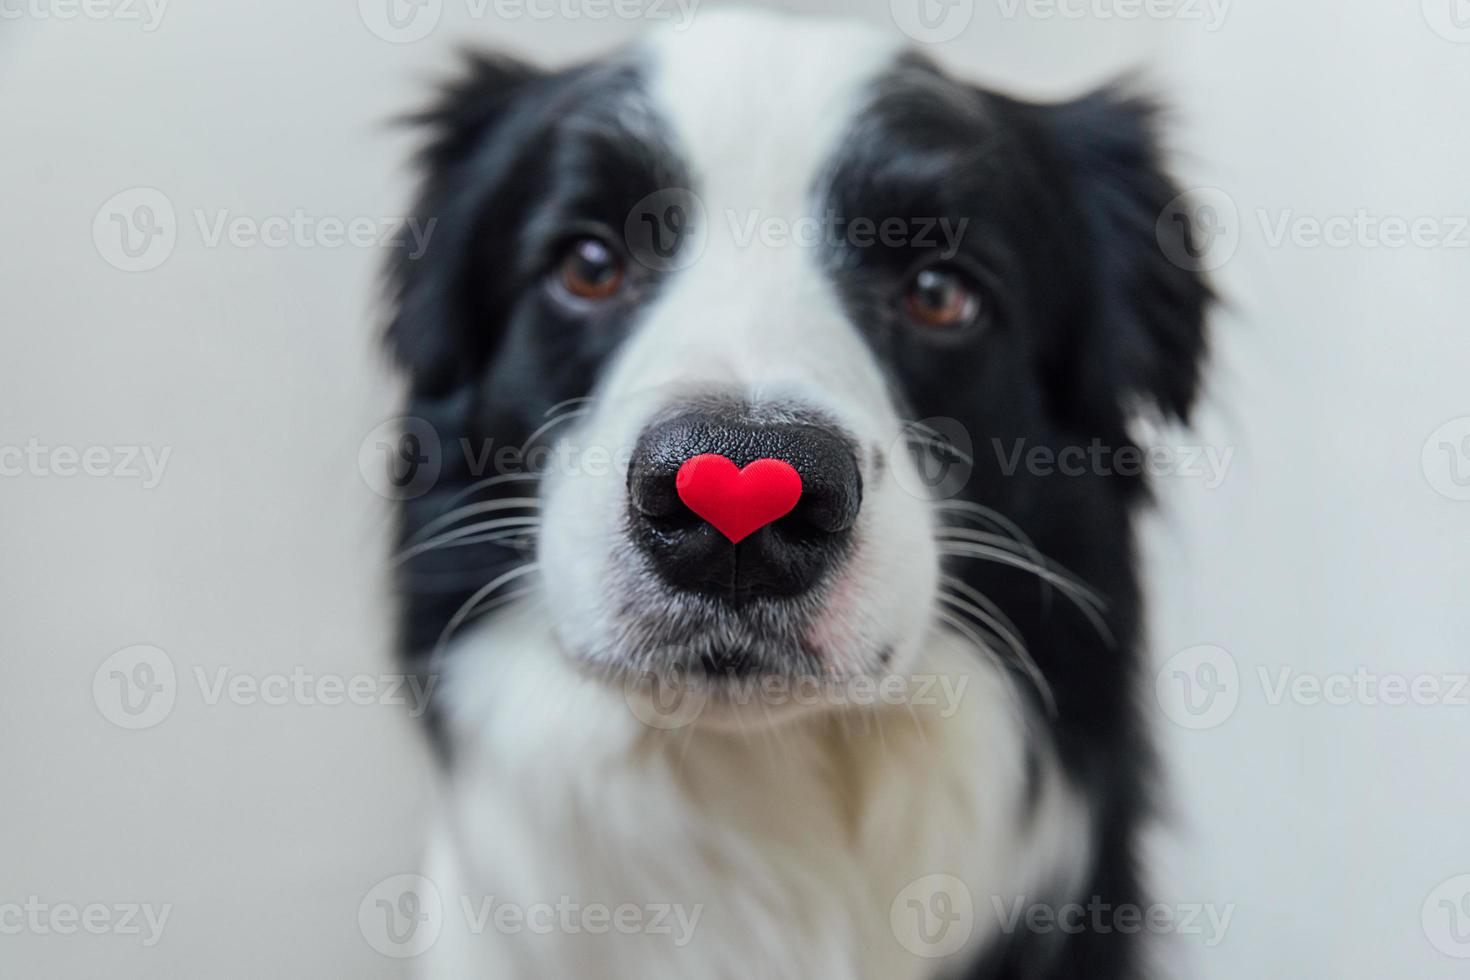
[903,266,983,332]
[556,237,626,302]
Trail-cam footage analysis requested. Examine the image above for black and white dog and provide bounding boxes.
[383,9,1208,978]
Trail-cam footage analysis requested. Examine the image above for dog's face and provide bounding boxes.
[389,12,1207,726]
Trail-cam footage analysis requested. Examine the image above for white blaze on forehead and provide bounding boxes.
[642,10,902,215]
[608,10,905,429]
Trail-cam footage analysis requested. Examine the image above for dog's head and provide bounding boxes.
[386,10,1208,727]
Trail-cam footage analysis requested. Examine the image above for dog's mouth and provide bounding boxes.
[565,562,900,727]
[604,633,897,731]
[607,584,840,679]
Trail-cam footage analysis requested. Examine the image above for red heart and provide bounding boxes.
[675,454,803,543]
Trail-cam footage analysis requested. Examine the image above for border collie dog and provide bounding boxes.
[383,10,1208,979]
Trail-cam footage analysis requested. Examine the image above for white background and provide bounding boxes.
[1,0,1467,976]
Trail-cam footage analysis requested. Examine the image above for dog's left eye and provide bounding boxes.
[902,266,984,332]
[556,236,626,301]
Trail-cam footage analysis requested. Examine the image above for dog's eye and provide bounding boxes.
[557,237,625,301]
[903,266,983,331]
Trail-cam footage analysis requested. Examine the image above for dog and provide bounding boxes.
[381,9,1209,979]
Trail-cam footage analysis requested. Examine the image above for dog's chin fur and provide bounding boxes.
[424,599,1090,980]
[383,8,1209,979]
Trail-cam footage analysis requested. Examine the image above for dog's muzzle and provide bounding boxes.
[626,403,862,602]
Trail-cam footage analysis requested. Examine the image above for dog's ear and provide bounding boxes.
[384,52,544,394]
[1033,86,1211,424]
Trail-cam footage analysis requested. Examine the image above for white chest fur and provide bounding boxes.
[417,603,1088,980]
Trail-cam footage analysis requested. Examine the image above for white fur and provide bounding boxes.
[424,601,1088,980]
[420,11,1090,978]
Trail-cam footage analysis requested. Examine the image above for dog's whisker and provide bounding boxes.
[457,584,540,629]
[393,520,542,565]
[440,530,538,551]
[928,609,1031,719]
[441,473,544,511]
[936,543,1115,647]
[936,589,1056,718]
[901,433,975,466]
[541,396,596,417]
[935,530,1105,608]
[935,528,1034,560]
[406,497,543,546]
[933,500,1067,615]
[932,499,1038,552]
[430,562,541,665]
[519,406,593,451]
[938,575,1027,652]
[936,542,1104,615]
[398,569,536,594]
[898,417,970,448]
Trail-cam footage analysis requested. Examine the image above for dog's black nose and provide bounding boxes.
[627,407,862,601]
